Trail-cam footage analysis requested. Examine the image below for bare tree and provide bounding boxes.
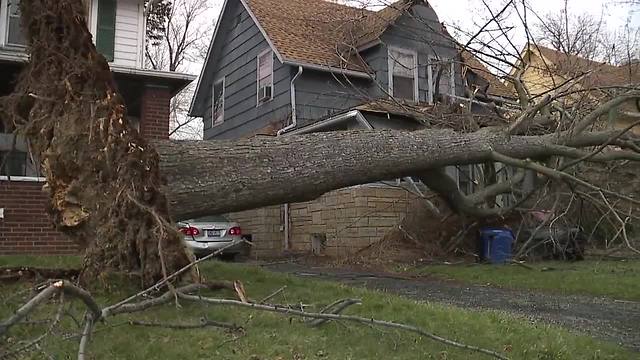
[145,0,212,139]
[534,1,606,61]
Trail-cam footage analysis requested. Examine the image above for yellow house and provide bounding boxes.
[510,44,640,134]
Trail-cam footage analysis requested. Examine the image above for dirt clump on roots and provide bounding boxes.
[0,0,191,287]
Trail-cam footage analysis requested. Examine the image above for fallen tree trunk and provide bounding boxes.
[157,128,637,220]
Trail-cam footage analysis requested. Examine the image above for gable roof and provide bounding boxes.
[243,0,422,72]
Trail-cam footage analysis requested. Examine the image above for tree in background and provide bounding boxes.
[144,0,213,139]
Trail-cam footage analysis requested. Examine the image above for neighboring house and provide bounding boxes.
[0,0,195,255]
[511,44,640,134]
[189,0,513,258]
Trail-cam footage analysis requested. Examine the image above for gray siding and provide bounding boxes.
[294,71,370,127]
[201,2,291,140]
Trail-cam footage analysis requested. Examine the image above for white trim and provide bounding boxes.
[427,57,434,104]
[256,48,274,106]
[388,47,419,102]
[0,0,8,47]
[211,77,225,127]
[282,60,371,79]
[110,64,196,81]
[137,0,145,68]
[90,0,98,37]
[0,176,46,182]
[285,110,366,135]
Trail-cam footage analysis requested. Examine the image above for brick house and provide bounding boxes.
[188,0,514,258]
[0,0,195,255]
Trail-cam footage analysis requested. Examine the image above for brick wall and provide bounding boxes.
[140,86,171,139]
[0,181,78,255]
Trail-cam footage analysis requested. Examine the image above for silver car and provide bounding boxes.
[178,215,248,259]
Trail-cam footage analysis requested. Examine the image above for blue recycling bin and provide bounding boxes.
[479,227,514,264]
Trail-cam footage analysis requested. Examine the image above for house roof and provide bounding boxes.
[460,50,515,99]
[524,44,639,88]
[244,0,422,72]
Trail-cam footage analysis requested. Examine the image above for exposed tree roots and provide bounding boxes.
[0,0,191,286]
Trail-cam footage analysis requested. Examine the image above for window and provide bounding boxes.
[428,58,456,104]
[212,78,224,126]
[257,49,273,105]
[0,151,27,177]
[96,0,117,62]
[6,0,26,46]
[388,48,418,102]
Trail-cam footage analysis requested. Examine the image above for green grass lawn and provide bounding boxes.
[408,259,640,301]
[0,256,635,359]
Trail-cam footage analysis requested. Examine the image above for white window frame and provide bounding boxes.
[211,77,225,127]
[256,48,274,106]
[387,47,419,102]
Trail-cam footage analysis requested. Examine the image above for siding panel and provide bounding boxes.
[113,0,142,68]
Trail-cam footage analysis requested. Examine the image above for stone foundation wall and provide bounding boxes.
[228,185,419,258]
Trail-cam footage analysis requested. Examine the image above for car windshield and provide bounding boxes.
[185,215,229,223]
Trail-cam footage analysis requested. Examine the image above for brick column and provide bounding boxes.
[140,85,171,139]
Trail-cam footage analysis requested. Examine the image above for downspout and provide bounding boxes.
[277,66,304,136]
[277,66,303,251]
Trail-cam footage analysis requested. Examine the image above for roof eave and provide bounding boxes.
[283,60,372,79]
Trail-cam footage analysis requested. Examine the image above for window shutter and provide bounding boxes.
[96,0,117,62]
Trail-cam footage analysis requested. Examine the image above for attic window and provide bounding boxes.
[428,58,456,104]
[212,78,225,127]
[257,49,273,105]
[388,47,418,102]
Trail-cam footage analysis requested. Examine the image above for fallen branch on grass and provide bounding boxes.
[2,278,510,360]
[129,318,241,331]
[0,280,100,337]
[178,293,510,360]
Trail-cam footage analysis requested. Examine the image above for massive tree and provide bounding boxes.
[1,0,639,287]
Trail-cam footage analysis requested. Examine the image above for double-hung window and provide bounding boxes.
[257,49,273,105]
[6,0,26,46]
[212,78,225,126]
[388,47,418,102]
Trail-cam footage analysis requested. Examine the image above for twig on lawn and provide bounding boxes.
[103,240,250,314]
[259,286,287,304]
[106,281,234,316]
[1,292,66,359]
[178,293,509,360]
[308,299,362,327]
[128,317,241,331]
[77,315,95,360]
[0,280,100,337]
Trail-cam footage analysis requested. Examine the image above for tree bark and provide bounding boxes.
[156,128,627,220]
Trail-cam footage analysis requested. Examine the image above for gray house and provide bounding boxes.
[189,0,514,257]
